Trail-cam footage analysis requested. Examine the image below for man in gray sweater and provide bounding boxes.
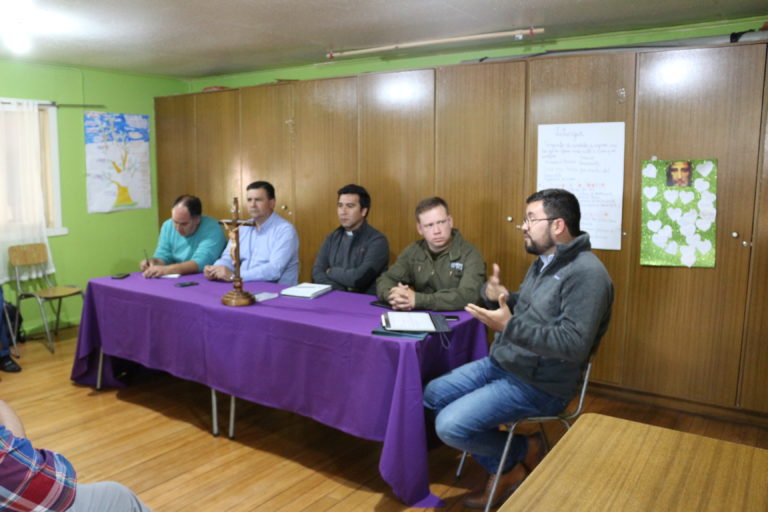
[312,184,389,294]
[423,189,613,509]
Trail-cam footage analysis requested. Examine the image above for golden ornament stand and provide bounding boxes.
[220,197,255,306]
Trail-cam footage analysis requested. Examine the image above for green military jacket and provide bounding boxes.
[375,229,485,311]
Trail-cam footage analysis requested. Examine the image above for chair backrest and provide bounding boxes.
[8,244,49,266]
[562,361,593,421]
[8,244,53,292]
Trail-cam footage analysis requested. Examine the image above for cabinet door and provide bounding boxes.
[359,70,435,257]
[155,94,197,225]
[240,84,295,223]
[527,53,636,384]
[195,90,240,221]
[435,62,527,284]
[739,56,768,413]
[293,77,358,283]
[626,45,765,406]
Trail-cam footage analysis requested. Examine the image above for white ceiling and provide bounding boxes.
[2,0,767,78]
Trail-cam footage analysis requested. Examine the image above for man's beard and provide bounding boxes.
[524,234,555,255]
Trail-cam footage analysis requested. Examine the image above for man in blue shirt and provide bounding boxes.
[141,195,226,278]
[204,181,299,285]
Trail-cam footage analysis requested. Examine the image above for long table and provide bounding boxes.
[70,273,487,507]
[499,413,768,511]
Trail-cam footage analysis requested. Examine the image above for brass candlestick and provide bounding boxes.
[220,197,255,306]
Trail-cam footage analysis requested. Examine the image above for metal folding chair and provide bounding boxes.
[8,243,84,353]
[456,361,593,512]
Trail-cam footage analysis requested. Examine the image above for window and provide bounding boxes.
[38,102,67,236]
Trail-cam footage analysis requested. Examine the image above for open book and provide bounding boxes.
[280,282,332,299]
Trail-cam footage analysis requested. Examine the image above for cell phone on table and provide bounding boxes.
[111,273,130,279]
[369,300,391,309]
[175,281,199,287]
[444,315,460,321]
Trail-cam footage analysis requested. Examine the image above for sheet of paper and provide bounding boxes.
[537,122,625,250]
[383,312,435,332]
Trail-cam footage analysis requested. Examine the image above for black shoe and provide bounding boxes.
[0,355,21,373]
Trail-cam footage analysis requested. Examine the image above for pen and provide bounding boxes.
[144,249,150,268]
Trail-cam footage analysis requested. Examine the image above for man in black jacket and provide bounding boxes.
[312,184,389,294]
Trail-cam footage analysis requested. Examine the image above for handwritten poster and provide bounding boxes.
[537,123,625,250]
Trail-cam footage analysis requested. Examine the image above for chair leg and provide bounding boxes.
[228,395,236,440]
[54,298,63,335]
[485,423,518,512]
[36,298,55,353]
[456,451,468,478]
[538,422,551,453]
[211,389,220,437]
[3,304,19,358]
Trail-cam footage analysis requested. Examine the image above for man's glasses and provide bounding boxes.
[523,217,556,227]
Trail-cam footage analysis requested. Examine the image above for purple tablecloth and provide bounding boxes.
[71,273,487,506]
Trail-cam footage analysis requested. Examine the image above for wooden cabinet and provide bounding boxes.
[527,53,637,384]
[435,62,527,283]
[625,45,765,406]
[739,75,768,412]
[359,70,435,256]
[155,94,196,217]
[293,77,358,282]
[240,83,294,223]
[194,90,240,221]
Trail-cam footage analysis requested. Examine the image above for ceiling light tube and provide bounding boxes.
[327,27,544,59]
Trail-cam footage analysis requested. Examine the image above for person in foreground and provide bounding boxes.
[312,184,389,294]
[375,197,485,311]
[0,399,152,512]
[141,195,226,278]
[0,287,21,372]
[423,189,614,509]
[204,181,299,285]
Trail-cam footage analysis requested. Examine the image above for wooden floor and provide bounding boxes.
[3,329,767,511]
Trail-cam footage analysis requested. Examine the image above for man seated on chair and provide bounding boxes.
[375,197,485,311]
[312,184,389,294]
[141,195,226,278]
[204,181,299,285]
[0,399,152,511]
[0,287,21,373]
[423,189,613,509]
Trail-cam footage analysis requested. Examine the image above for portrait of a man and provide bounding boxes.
[666,160,692,187]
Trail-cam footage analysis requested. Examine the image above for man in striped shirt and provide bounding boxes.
[0,400,151,512]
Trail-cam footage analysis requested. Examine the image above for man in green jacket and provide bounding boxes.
[376,197,485,311]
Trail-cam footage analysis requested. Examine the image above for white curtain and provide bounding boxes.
[0,99,54,285]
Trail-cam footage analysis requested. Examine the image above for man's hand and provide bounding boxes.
[465,292,512,332]
[140,257,163,273]
[143,264,170,278]
[484,263,509,302]
[204,265,234,282]
[387,282,416,311]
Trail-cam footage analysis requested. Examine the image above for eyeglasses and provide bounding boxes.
[523,217,556,227]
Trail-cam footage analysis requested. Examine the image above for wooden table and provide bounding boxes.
[499,413,768,511]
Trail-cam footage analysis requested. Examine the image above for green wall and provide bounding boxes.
[187,16,767,90]
[0,59,187,332]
